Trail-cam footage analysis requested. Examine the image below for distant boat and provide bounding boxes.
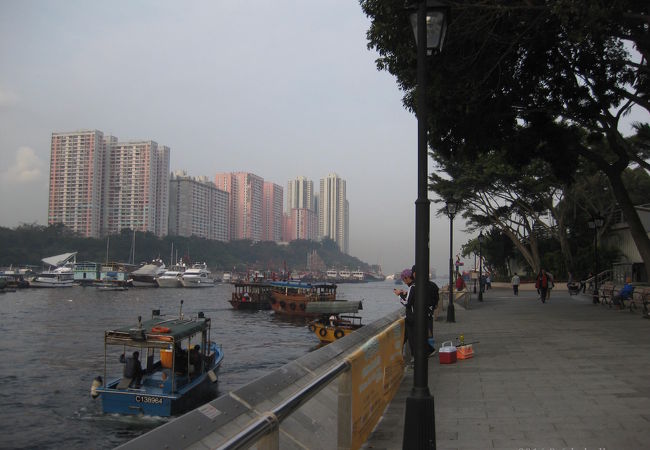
[229,282,272,310]
[130,259,166,287]
[181,263,214,288]
[31,252,77,288]
[156,263,186,288]
[268,281,337,317]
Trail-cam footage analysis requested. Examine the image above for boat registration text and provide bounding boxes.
[135,395,163,404]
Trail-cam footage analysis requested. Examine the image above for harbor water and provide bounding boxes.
[0,280,429,450]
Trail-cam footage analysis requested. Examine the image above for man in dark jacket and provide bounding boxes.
[123,351,143,387]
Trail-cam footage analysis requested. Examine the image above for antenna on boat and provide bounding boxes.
[179,300,184,319]
[137,315,142,328]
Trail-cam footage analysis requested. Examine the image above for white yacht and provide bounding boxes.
[181,263,214,288]
[156,264,186,288]
[31,252,77,288]
[326,269,338,279]
[338,269,351,279]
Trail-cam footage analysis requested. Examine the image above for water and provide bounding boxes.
[0,280,414,450]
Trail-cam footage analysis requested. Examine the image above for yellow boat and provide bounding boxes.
[308,315,363,343]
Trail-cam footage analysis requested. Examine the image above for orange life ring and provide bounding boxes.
[151,326,171,333]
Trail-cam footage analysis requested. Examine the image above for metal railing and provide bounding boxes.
[217,360,350,450]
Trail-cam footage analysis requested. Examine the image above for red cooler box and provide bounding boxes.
[439,341,457,364]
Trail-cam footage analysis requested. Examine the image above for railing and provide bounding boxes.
[217,360,350,450]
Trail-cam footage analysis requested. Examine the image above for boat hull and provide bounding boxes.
[98,367,220,416]
[309,322,360,343]
[29,279,74,288]
[181,278,214,288]
[156,277,182,288]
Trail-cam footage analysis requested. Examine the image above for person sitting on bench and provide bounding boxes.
[613,279,634,309]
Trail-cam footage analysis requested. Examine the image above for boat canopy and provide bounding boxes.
[42,252,77,268]
[305,300,363,314]
[269,281,337,289]
[104,316,210,348]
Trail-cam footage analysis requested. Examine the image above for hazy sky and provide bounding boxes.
[0,1,646,276]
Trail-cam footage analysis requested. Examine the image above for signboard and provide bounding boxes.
[348,318,405,450]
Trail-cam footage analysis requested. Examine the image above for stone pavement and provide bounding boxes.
[363,285,650,450]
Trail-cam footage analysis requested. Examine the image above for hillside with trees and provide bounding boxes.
[0,224,370,273]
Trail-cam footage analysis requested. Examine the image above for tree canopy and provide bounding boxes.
[361,0,650,278]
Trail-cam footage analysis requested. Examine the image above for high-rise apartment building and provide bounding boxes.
[284,176,317,241]
[48,130,170,238]
[286,176,314,212]
[262,182,283,242]
[168,171,229,241]
[48,130,105,238]
[215,172,264,241]
[104,140,170,237]
[319,173,349,254]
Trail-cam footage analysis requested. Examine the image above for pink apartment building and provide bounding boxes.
[215,172,264,241]
[262,182,283,242]
[48,130,170,238]
[48,130,105,238]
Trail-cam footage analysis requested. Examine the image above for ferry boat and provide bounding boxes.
[229,282,272,310]
[181,263,214,288]
[306,301,364,343]
[31,253,77,288]
[92,306,224,417]
[351,270,365,282]
[338,270,351,279]
[326,269,338,279]
[268,281,337,317]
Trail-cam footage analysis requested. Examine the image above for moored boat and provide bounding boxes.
[268,281,337,317]
[156,264,186,288]
[31,253,77,288]
[129,259,166,287]
[229,282,272,310]
[181,263,214,288]
[92,306,224,416]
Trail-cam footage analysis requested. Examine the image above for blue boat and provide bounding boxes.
[92,306,224,416]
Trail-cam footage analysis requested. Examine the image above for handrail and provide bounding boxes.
[217,359,350,450]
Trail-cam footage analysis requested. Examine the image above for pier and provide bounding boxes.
[119,285,650,449]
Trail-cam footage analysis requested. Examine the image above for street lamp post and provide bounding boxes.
[403,2,448,449]
[445,199,460,323]
[478,231,484,302]
[588,215,604,304]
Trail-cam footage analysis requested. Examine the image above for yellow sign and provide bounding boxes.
[348,318,405,450]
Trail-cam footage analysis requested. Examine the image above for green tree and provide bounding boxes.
[361,0,650,278]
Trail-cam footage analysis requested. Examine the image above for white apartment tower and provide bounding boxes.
[168,171,229,241]
[48,130,105,238]
[286,176,314,211]
[319,173,349,254]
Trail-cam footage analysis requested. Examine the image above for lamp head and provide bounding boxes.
[409,0,449,54]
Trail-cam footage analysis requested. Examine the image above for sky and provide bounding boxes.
[0,1,646,277]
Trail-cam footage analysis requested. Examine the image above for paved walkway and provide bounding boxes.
[363,285,650,450]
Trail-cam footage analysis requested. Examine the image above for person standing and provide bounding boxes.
[545,271,555,301]
[511,273,520,295]
[535,269,549,303]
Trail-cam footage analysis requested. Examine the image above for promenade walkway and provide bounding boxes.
[363,284,650,450]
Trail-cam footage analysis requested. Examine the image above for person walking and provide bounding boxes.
[535,269,549,303]
[511,273,520,295]
[545,271,555,301]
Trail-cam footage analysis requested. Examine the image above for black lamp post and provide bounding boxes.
[478,231,484,302]
[445,199,460,323]
[403,2,448,449]
[587,215,604,304]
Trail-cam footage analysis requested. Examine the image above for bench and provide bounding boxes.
[598,282,618,306]
[629,285,650,317]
